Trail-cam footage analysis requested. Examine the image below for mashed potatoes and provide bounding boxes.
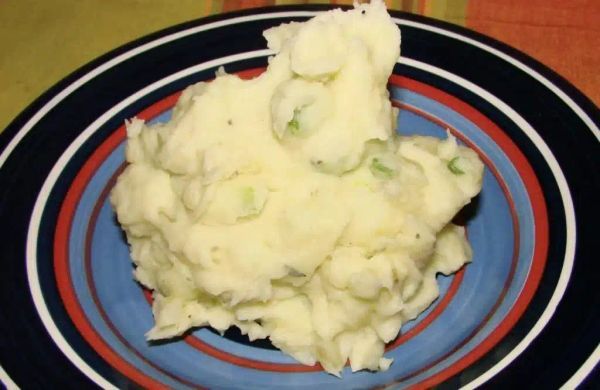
[111,0,483,376]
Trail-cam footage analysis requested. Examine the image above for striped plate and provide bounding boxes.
[0,6,598,389]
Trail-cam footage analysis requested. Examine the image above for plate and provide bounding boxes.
[0,5,598,389]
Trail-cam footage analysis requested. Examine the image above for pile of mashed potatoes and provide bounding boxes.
[111,0,483,376]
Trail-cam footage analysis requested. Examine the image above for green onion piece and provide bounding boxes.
[241,186,256,208]
[447,157,465,175]
[287,108,302,135]
[370,158,395,179]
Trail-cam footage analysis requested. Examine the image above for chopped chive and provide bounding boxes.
[447,157,465,175]
[287,108,302,135]
[370,158,395,179]
[241,186,255,207]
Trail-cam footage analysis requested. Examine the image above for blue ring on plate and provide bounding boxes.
[50,66,546,388]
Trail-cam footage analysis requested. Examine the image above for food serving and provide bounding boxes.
[111,0,483,376]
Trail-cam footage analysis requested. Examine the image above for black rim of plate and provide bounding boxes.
[0,5,598,389]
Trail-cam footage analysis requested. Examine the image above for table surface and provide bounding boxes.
[0,0,598,133]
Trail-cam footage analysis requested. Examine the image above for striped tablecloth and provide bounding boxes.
[0,0,598,133]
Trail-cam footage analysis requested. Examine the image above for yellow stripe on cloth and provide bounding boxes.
[0,0,203,133]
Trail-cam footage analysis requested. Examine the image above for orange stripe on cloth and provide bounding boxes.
[466,0,600,106]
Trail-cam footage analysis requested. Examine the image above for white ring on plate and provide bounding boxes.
[562,344,600,389]
[0,10,588,388]
[0,364,19,389]
[26,50,575,388]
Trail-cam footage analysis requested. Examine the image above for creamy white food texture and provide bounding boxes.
[111,0,483,376]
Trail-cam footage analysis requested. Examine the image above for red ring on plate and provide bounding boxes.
[53,70,546,388]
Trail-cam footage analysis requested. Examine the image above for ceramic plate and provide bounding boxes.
[0,6,598,389]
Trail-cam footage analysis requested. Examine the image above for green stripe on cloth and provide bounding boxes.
[211,0,224,14]
[424,0,468,26]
